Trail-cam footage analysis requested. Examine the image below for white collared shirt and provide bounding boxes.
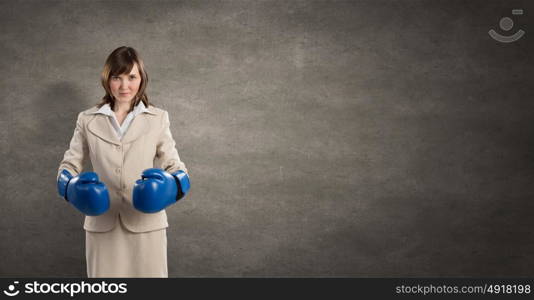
[91,101,150,140]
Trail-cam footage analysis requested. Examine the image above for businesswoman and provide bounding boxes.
[56,46,190,278]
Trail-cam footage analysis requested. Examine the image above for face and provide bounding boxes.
[109,62,142,106]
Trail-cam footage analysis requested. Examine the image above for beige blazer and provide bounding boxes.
[57,104,188,233]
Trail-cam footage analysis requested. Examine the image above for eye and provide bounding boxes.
[129,75,136,79]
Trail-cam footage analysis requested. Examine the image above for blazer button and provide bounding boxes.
[116,168,121,174]
[116,145,122,151]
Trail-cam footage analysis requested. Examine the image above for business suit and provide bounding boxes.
[57,103,187,277]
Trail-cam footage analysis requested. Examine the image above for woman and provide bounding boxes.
[56,46,190,278]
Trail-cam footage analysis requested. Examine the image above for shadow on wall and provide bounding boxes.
[9,81,95,276]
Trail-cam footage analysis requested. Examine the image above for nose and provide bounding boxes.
[119,79,130,90]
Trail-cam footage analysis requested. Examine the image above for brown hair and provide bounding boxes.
[97,46,152,112]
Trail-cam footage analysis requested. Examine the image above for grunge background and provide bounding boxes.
[1,0,533,277]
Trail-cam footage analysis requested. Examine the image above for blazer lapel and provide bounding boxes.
[87,114,121,146]
[121,112,151,144]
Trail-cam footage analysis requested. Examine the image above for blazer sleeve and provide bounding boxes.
[56,112,89,181]
[156,111,188,175]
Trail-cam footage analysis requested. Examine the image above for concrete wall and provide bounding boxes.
[1,0,533,277]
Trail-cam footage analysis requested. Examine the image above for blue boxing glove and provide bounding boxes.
[173,170,191,200]
[133,168,190,214]
[57,169,110,216]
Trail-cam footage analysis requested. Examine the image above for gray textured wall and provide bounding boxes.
[1,0,533,277]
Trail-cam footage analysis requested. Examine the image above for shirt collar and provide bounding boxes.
[133,101,149,115]
[91,101,150,116]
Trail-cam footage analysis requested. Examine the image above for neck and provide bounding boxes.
[114,102,131,114]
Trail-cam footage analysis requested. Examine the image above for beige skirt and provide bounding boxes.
[85,215,168,278]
